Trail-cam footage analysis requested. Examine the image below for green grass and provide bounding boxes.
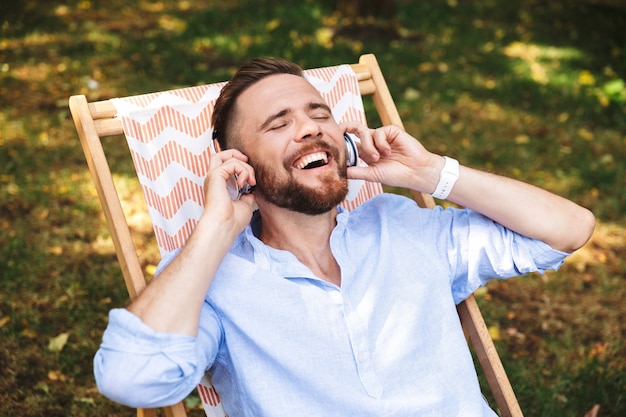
[1,0,625,415]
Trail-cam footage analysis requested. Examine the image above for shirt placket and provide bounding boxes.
[341,293,384,398]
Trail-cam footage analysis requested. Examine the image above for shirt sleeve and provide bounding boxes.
[373,195,570,304]
[93,303,222,408]
[447,208,570,303]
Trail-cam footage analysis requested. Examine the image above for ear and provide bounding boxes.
[212,128,223,152]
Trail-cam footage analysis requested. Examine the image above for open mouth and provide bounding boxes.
[294,151,330,170]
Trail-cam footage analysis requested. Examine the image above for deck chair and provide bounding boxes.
[69,53,524,417]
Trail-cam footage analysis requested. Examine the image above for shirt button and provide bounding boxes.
[358,352,367,362]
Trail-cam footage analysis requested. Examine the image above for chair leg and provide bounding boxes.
[163,402,188,417]
[457,295,524,417]
[136,401,186,417]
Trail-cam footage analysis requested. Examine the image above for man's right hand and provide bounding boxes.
[201,149,257,236]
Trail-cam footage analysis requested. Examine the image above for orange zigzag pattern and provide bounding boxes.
[119,104,215,144]
[150,180,381,254]
[117,65,379,254]
[154,218,199,254]
[340,182,383,212]
[141,177,205,220]
[120,93,362,145]
[140,170,380,227]
[129,144,212,182]
[118,82,225,109]
[119,67,362,145]
[197,383,221,407]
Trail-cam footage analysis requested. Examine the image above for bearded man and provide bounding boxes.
[94,58,594,416]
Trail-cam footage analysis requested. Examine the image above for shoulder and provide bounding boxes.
[355,193,418,214]
[350,193,446,225]
[343,193,433,235]
[346,193,483,242]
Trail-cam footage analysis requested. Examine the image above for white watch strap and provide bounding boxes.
[431,156,459,200]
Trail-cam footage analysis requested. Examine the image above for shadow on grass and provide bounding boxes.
[1,0,625,415]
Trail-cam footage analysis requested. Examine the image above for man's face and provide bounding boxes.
[234,74,349,215]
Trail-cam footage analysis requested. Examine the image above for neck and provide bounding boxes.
[257,202,341,286]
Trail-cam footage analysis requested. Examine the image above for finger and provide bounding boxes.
[234,162,256,188]
[209,149,249,167]
[238,192,256,207]
[222,158,257,197]
[371,128,392,157]
[342,123,380,163]
[208,151,254,181]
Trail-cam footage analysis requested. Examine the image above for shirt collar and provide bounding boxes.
[242,207,348,279]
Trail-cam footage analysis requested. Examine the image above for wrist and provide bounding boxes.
[431,156,459,200]
[195,210,242,249]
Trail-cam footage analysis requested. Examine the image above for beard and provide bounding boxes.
[250,141,349,215]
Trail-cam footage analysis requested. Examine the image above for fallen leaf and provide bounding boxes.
[48,332,70,353]
[22,329,38,339]
[77,397,95,405]
[488,325,501,341]
[48,246,64,256]
[48,369,67,381]
[35,382,50,394]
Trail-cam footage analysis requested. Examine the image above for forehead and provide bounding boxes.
[236,74,327,121]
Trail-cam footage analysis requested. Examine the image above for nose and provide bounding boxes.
[294,116,322,142]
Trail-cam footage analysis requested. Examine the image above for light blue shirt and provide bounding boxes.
[94,194,568,416]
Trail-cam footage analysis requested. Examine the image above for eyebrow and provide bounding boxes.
[259,102,333,131]
[260,109,289,131]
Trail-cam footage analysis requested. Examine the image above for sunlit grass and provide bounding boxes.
[1,0,625,415]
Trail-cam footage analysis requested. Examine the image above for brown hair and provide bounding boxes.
[211,57,304,150]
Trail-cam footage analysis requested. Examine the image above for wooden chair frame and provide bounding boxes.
[69,53,523,417]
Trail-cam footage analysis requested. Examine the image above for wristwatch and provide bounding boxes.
[431,156,459,200]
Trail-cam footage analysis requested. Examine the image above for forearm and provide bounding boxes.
[342,123,594,252]
[127,215,237,336]
[445,164,595,253]
[126,149,256,336]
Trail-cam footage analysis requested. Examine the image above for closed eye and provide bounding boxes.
[269,122,287,131]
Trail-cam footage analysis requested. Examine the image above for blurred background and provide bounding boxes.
[1,0,625,415]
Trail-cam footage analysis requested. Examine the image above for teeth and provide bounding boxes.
[296,152,328,169]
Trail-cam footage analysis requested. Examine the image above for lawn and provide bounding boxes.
[1,0,625,416]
